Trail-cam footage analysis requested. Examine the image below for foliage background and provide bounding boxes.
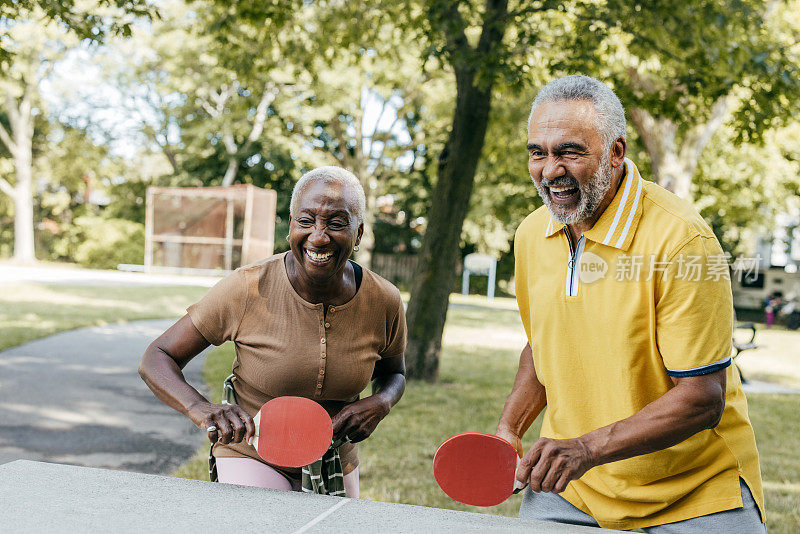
[2,0,798,272]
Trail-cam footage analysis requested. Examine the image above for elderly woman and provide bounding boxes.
[139,166,406,497]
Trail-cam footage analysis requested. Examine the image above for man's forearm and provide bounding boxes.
[581,371,726,467]
[497,344,547,438]
[516,369,727,493]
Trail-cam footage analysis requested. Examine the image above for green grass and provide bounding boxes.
[748,395,800,530]
[7,281,788,529]
[174,300,800,533]
[0,283,208,350]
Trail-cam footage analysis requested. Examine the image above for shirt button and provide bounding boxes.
[321,338,326,344]
[329,307,335,312]
[324,322,331,328]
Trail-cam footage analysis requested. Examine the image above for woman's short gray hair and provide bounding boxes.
[289,166,366,223]
[529,74,627,149]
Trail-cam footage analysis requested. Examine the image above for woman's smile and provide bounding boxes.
[304,248,335,265]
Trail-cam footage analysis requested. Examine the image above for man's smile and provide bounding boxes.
[548,185,579,202]
[546,184,580,206]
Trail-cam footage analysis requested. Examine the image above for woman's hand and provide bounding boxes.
[331,354,405,444]
[331,395,391,444]
[187,401,255,445]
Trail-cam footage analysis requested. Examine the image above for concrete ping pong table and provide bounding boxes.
[0,460,623,533]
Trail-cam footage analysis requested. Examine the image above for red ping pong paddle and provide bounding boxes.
[250,396,333,468]
[433,432,520,507]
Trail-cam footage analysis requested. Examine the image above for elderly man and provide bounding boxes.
[496,75,765,532]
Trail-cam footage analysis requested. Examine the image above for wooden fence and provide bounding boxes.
[370,253,419,287]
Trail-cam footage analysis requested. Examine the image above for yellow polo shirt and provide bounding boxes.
[514,159,764,530]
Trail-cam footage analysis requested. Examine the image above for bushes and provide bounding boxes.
[54,215,144,269]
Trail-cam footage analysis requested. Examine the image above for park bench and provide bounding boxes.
[732,322,758,384]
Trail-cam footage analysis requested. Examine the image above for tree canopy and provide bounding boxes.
[1,0,798,379]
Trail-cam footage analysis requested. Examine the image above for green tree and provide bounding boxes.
[558,0,800,198]
[0,0,153,66]
[123,1,451,268]
[0,1,156,262]
[281,52,449,266]
[96,0,308,242]
[393,0,559,379]
[170,0,306,188]
[367,0,799,379]
[463,87,545,258]
[0,15,74,262]
[694,122,800,256]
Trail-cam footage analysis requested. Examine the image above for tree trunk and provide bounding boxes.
[220,156,239,187]
[404,68,496,380]
[162,146,180,175]
[217,87,275,187]
[629,97,728,199]
[12,142,36,263]
[403,0,508,381]
[0,88,36,263]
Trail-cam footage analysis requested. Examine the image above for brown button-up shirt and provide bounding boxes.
[187,252,406,477]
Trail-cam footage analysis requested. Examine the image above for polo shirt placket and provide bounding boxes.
[544,159,641,299]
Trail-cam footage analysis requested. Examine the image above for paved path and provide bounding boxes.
[741,380,800,394]
[0,263,220,287]
[0,319,211,474]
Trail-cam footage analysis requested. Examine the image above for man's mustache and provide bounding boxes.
[541,176,579,189]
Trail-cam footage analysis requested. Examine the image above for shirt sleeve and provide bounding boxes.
[380,291,407,358]
[655,234,733,376]
[186,269,248,346]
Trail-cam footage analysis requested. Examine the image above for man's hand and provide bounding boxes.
[515,436,595,494]
[331,395,391,444]
[496,426,523,458]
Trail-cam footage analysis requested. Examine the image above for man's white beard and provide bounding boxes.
[535,152,613,225]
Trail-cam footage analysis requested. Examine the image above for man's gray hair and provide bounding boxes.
[529,74,627,148]
[289,166,366,223]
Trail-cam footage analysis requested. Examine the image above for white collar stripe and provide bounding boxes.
[546,219,552,236]
[615,174,644,249]
[601,158,635,245]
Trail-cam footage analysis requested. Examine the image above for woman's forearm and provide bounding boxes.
[139,346,211,419]
[138,315,214,424]
[371,372,405,408]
